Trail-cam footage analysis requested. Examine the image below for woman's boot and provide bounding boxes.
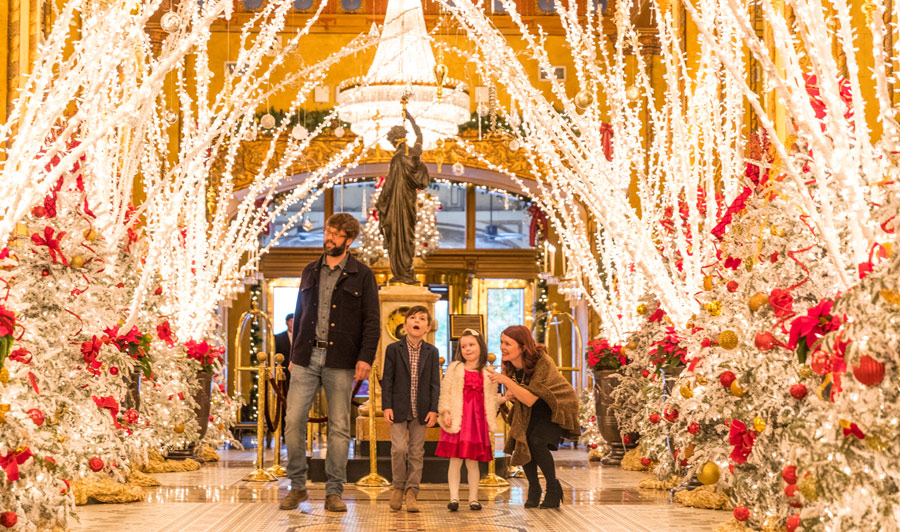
[524,483,542,508]
[540,479,562,509]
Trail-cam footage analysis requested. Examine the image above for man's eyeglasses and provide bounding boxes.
[324,228,348,239]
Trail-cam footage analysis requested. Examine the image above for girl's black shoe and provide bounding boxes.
[539,479,563,509]
[524,484,542,508]
[469,501,482,511]
[447,500,459,512]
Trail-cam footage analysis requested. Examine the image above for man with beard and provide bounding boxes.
[280,213,380,512]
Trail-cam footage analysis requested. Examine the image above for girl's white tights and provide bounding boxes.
[448,457,481,502]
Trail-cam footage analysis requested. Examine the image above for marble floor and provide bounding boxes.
[73,448,729,532]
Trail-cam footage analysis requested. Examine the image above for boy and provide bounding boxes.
[381,305,440,512]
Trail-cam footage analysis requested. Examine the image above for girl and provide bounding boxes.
[436,329,503,511]
[487,325,579,509]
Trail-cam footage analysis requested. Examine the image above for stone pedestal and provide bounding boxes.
[354,284,440,447]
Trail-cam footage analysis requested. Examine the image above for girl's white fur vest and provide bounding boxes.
[437,361,503,435]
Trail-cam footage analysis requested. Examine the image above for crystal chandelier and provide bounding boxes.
[336,0,470,150]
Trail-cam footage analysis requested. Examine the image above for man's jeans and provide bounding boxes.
[284,348,355,496]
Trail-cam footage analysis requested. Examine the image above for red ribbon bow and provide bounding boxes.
[728,420,756,465]
[0,447,34,482]
[31,226,68,266]
[92,395,125,429]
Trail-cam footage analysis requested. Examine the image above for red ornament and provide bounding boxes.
[726,281,739,292]
[89,457,104,472]
[649,413,661,424]
[0,511,17,528]
[109,367,119,376]
[852,355,885,387]
[790,383,808,400]
[687,422,700,435]
[810,350,833,375]
[623,434,632,445]
[31,205,47,218]
[640,457,651,467]
[640,369,650,378]
[782,465,798,485]
[733,506,750,522]
[785,484,798,497]
[720,371,736,389]
[589,443,598,449]
[124,409,140,424]
[27,408,45,427]
[679,458,688,467]
[754,331,775,351]
[788,500,803,508]
[786,514,801,532]
[664,408,679,422]
[41,269,50,277]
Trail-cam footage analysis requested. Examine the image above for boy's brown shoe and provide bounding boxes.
[405,489,420,513]
[325,494,347,512]
[279,489,308,510]
[389,489,404,511]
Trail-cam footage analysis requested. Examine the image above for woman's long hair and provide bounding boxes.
[454,329,488,371]
[500,325,548,382]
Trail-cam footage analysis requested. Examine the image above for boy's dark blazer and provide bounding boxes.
[381,337,441,425]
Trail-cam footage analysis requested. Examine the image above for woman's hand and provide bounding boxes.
[504,389,516,403]
[487,368,512,387]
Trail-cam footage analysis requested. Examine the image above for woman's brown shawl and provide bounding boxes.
[504,354,580,466]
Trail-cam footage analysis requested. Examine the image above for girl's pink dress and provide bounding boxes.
[435,369,493,462]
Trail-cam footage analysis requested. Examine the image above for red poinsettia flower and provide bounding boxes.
[0,304,15,337]
[185,339,223,371]
[80,336,105,375]
[586,339,627,370]
[728,419,756,465]
[769,289,794,319]
[156,321,175,348]
[788,299,842,353]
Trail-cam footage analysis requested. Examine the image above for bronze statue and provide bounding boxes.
[376,111,430,284]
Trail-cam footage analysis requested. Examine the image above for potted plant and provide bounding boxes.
[586,338,629,465]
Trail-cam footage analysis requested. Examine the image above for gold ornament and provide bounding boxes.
[70,255,85,269]
[706,301,722,316]
[173,423,185,434]
[636,304,647,315]
[703,275,714,291]
[15,223,28,236]
[866,435,887,452]
[749,292,769,312]
[883,242,894,258]
[770,226,784,237]
[0,403,9,424]
[798,365,815,379]
[744,260,754,272]
[83,228,99,242]
[217,423,225,430]
[0,366,8,385]
[574,90,594,109]
[684,444,695,459]
[697,461,720,485]
[695,375,709,386]
[730,380,745,397]
[752,416,766,432]
[798,476,818,501]
[718,330,739,350]
[879,289,900,307]
[57,434,67,443]
[680,385,694,399]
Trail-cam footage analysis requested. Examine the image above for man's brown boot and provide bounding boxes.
[389,489,404,511]
[325,493,347,512]
[279,489,308,510]
[405,489,420,513]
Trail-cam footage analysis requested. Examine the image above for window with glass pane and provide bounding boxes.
[486,287,525,357]
[475,188,533,249]
[262,193,325,248]
[428,181,466,248]
[333,181,377,248]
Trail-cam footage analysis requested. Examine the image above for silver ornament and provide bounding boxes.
[260,113,276,129]
[509,139,521,151]
[574,90,593,109]
[291,125,309,141]
[160,12,182,33]
[334,126,345,138]
[163,110,178,125]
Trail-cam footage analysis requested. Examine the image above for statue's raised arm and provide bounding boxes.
[404,111,424,157]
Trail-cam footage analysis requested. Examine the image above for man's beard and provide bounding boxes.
[324,241,347,257]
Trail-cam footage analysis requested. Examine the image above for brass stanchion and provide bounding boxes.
[243,351,277,482]
[266,353,286,477]
[356,364,390,487]
[481,352,508,487]
[504,415,524,478]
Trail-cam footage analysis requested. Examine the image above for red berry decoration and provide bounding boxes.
[640,457,651,467]
[124,409,140,424]
[852,355,885,387]
[41,269,50,277]
[687,422,700,435]
[89,457,104,472]
[726,281,739,292]
[754,331,775,351]
[790,383,808,400]
[782,465,798,485]
[640,369,650,378]
[589,443,598,449]
[0,511,17,528]
[664,408,679,422]
[785,484,798,497]
[786,514,801,532]
[720,371,736,389]
[733,506,750,522]
[649,413,661,424]
[809,350,833,375]
[109,367,119,376]
[27,408,45,427]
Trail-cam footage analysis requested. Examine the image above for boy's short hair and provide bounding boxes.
[405,305,432,324]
